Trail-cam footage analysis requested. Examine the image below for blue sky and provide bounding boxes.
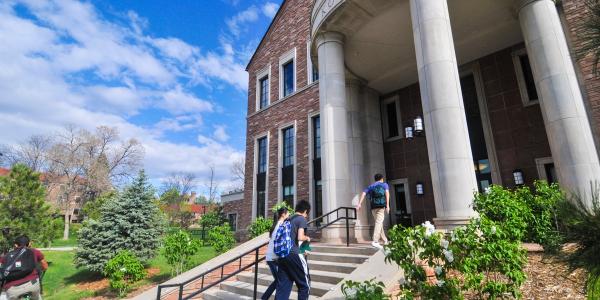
[0,0,281,191]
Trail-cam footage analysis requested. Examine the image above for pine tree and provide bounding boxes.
[0,164,57,251]
[75,170,164,272]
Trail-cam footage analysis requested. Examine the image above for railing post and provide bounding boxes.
[156,286,162,300]
[345,209,350,247]
[178,285,184,300]
[253,248,259,299]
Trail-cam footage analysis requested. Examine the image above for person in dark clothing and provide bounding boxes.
[275,200,311,300]
[262,206,289,300]
[0,236,48,300]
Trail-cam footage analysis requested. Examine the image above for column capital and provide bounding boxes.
[315,31,345,49]
[514,0,553,14]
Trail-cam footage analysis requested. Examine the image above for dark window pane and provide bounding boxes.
[228,214,237,231]
[545,163,557,184]
[283,185,294,208]
[256,190,266,218]
[313,116,321,159]
[519,54,538,101]
[258,137,267,173]
[283,61,294,97]
[386,102,399,137]
[259,76,268,109]
[312,63,319,82]
[283,127,294,167]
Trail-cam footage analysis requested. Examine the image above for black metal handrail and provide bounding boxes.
[156,206,357,300]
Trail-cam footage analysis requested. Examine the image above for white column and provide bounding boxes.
[517,0,600,203]
[410,0,478,227]
[316,32,354,242]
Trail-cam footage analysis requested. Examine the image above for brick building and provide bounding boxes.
[240,0,600,241]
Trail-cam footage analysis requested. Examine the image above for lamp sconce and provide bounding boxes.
[413,115,424,135]
[512,169,524,186]
[404,126,414,139]
[416,182,424,196]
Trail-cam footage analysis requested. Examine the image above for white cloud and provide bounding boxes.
[0,0,244,188]
[262,2,279,18]
[213,125,230,142]
[226,6,259,37]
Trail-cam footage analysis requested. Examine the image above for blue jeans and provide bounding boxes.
[275,254,310,300]
[261,261,278,300]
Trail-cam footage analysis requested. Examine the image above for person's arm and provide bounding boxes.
[297,228,310,242]
[36,250,48,271]
[40,258,48,271]
[385,189,390,213]
[356,192,367,210]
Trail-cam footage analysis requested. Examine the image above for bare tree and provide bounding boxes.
[205,165,220,203]
[230,157,245,187]
[46,125,144,239]
[0,135,51,171]
[161,172,197,195]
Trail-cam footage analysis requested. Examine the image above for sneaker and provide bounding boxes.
[383,241,390,246]
[371,241,383,249]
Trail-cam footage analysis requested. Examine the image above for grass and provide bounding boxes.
[48,235,78,247]
[41,246,217,300]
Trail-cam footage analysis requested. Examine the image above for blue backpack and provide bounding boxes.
[369,184,387,209]
[273,215,300,258]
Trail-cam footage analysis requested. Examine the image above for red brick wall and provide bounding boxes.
[222,199,246,239]
[241,0,319,232]
[384,45,552,224]
[561,0,600,148]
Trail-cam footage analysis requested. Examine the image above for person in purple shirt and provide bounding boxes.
[356,174,390,249]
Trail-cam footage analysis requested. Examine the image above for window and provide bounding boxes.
[535,157,557,184]
[279,48,296,99]
[228,213,238,231]
[513,49,539,106]
[259,76,269,109]
[382,96,402,140]
[281,126,295,208]
[283,61,294,97]
[255,65,270,111]
[256,136,268,218]
[307,41,319,84]
[283,127,294,167]
[311,115,322,220]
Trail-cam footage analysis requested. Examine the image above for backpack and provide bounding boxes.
[1,248,36,282]
[273,219,293,258]
[368,183,387,209]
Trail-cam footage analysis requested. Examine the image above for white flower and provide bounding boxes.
[399,277,406,286]
[476,229,483,238]
[120,267,127,272]
[434,266,443,276]
[345,287,357,297]
[443,249,454,263]
[440,239,449,249]
[491,226,497,234]
[422,221,436,237]
[436,280,445,287]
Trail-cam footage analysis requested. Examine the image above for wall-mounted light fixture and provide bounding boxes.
[416,182,424,196]
[512,169,524,186]
[404,126,414,139]
[414,115,424,135]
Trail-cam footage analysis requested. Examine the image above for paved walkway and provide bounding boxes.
[39,246,77,251]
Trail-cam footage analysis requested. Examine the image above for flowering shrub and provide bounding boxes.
[207,224,236,253]
[247,217,273,238]
[103,250,146,298]
[161,230,203,276]
[341,278,390,300]
[386,218,526,299]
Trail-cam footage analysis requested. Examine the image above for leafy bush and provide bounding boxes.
[386,219,527,299]
[558,183,600,298]
[207,224,235,253]
[75,171,164,272]
[103,250,146,298]
[199,208,226,230]
[162,230,202,276]
[522,181,563,253]
[247,217,273,238]
[341,278,390,300]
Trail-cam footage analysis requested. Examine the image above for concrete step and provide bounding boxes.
[310,244,378,256]
[306,252,370,264]
[219,281,317,299]
[236,273,335,297]
[256,265,345,285]
[307,260,358,274]
[203,288,253,300]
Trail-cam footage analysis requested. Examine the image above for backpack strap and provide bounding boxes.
[1,248,27,278]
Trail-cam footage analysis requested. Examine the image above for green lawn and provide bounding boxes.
[42,247,217,300]
[48,235,78,247]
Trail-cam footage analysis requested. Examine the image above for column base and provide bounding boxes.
[433,217,471,232]
[320,223,358,245]
[354,224,373,243]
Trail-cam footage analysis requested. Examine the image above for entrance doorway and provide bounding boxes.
[388,179,412,227]
[461,74,494,192]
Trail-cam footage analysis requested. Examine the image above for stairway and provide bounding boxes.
[203,244,378,300]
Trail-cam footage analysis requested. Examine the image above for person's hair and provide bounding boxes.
[374,174,384,181]
[295,200,311,215]
[269,206,289,237]
[14,235,30,247]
